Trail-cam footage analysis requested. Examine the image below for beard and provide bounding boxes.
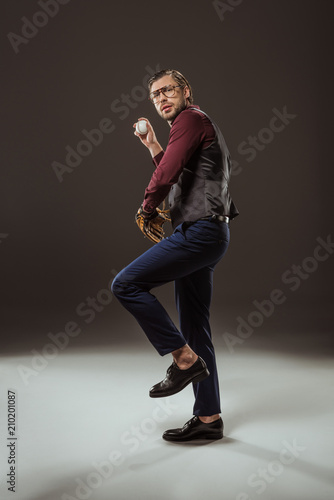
[157,95,189,123]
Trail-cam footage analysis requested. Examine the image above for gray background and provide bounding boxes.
[1,0,333,351]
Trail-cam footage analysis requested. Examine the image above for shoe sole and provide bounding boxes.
[149,368,210,398]
[163,432,224,442]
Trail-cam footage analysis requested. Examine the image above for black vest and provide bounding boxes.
[168,108,239,228]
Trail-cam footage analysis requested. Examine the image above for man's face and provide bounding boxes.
[150,75,190,124]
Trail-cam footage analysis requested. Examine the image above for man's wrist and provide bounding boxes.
[149,143,163,158]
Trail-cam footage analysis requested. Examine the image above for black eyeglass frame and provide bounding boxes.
[148,85,184,103]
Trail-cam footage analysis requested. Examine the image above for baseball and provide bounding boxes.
[136,120,148,135]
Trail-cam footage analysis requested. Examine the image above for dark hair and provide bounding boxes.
[147,69,194,104]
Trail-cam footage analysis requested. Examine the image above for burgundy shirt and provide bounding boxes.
[142,105,216,213]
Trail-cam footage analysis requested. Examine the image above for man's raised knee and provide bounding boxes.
[111,274,123,296]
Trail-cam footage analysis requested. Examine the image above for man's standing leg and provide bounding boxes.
[175,264,222,417]
[161,221,230,441]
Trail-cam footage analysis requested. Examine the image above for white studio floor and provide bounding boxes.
[1,339,334,500]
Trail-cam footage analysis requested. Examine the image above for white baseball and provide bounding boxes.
[136,120,148,135]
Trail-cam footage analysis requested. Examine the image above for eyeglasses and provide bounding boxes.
[149,85,183,103]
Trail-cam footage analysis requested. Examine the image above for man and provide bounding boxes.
[112,69,238,442]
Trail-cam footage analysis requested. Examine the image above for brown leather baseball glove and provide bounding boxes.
[135,205,171,244]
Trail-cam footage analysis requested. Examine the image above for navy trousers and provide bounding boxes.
[111,218,230,416]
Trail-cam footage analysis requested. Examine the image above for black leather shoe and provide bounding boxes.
[149,356,209,398]
[163,416,224,442]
